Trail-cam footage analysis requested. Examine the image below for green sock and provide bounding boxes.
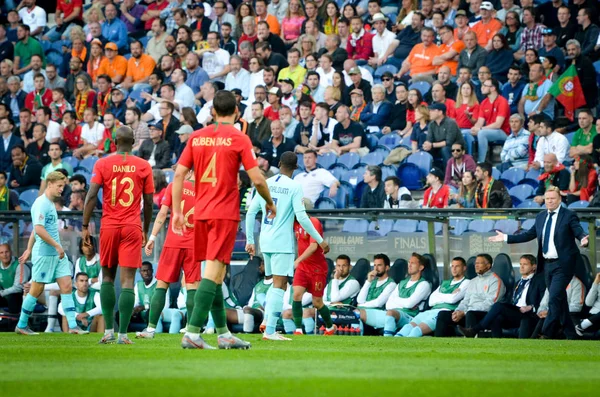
[118,288,135,334]
[186,289,196,324]
[188,279,217,334]
[318,305,333,328]
[148,287,167,328]
[211,284,228,335]
[100,282,116,330]
[292,301,303,328]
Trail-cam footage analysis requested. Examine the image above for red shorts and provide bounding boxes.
[194,219,238,264]
[156,247,199,283]
[293,267,327,298]
[99,225,142,269]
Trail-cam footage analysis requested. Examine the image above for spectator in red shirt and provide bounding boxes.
[24,73,52,113]
[264,87,282,121]
[469,78,510,163]
[239,16,259,47]
[42,0,83,42]
[455,80,479,155]
[568,154,598,202]
[60,110,82,152]
[347,16,374,65]
[141,0,169,31]
[422,166,450,208]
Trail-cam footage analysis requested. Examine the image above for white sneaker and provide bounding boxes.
[203,327,215,334]
[179,326,188,334]
[262,332,292,341]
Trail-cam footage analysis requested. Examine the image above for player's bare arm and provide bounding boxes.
[247,167,276,219]
[82,182,101,246]
[142,192,153,246]
[145,205,169,256]
[19,232,35,264]
[294,242,318,268]
[171,163,189,235]
[33,225,65,259]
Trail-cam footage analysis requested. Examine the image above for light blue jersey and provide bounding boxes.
[30,194,60,257]
[246,174,323,254]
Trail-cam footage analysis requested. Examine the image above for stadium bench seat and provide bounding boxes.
[467,219,495,233]
[337,152,360,170]
[339,181,355,208]
[492,168,501,180]
[500,168,526,189]
[19,189,39,210]
[417,220,442,234]
[381,165,397,180]
[366,134,379,150]
[367,219,394,237]
[494,219,519,235]
[396,162,425,190]
[517,200,540,209]
[378,133,402,149]
[492,253,515,303]
[577,254,594,291]
[314,197,337,209]
[466,256,477,279]
[374,64,398,79]
[230,257,262,307]
[360,151,385,167]
[389,258,407,283]
[509,184,535,206]
[341,168,364,186]
[409,81,431,96]
[568,200,590,209]
[399,136,412,148]
[77,156,99,173]
[317,152,337,170]
[422,253,439,291]
[406,151,433,178]
[373,145,391,157]
[342,219,369,233]
[449,219,470,235]
[351,258,371,287]
[392,219,418,233]
[329,164,346,181]
[520,218,535,231]
[62,156,79,171]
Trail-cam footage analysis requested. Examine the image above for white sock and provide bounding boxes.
[105,328,114,334]
[118,333,127,338]
[243,313,255,333]
[146,326,156,332]
[219,331,232,338]
[581,319,593,329]
[45,294,58,330]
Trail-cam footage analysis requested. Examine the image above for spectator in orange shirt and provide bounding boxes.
[255,0,281,35]
[97,42,128,85]
[433,24,465,76]
[395,27,440,83]
[471,2,503,51]
[453,10,470,42]
[120,40,156,91]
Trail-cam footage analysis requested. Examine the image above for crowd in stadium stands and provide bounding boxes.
[2,0,600,336]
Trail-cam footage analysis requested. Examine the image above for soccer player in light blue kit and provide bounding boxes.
[245,151,330,341]
[16,171,87,335]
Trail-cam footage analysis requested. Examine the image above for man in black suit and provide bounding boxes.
[458,254,546,338]
[489,186,588,339]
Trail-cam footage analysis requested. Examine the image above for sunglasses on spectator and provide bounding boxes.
[452,148,463,152]
[382,78,392,81]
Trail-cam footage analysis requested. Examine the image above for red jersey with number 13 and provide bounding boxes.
[91,153,154,229]
[161,181,195,249]
[178,124,257,221]
[294,218,328,274]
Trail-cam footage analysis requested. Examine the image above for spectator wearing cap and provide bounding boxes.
[256,42,288,75]
[198,31,231,84]
[97,43,128,85]
[422,167,450,208]
[120,40,156,91]
[264,87,283,121]
[316,54,335,88]
[360,84,392,135]
[453,10,471,42]
[331,104,368,156]
[278,48,307,88]
[539,28,565,72]
[395,27,440,83]
[349,88,368,123]
[457,31,487,77]
[347,16,374,65]
[310,102,338,154]
[368,13,396,68]
[262,119,297,168]
[471,2,503,50]
[101,3,129,52]
[576,8,600,57]
[306,71,325,103]
[225,55,251,99]
[138,122,171,170]
[347,67,373,103]
[175,124,193,159]
[380,72,395,102]
[360,165,386,208]
[107,88,127,123]
[517,63,554,120]
[231,88,247,117]
[256,149,278,178]
[514,7,545,62]
[317,34,349,72]
[471,78,510,163]
[248,102,272,143]
[188,2,211,39]
[425,102,464,166]
[432,25,465,76]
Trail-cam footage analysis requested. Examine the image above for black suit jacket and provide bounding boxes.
[507,208,586,274]
[523,273,546,311]
[0,134,23,171]
[2,91,26,117]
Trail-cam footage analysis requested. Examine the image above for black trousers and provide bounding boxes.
[476,302,539,338]
[584,312,600,332]
[434,310,487,337]
[544,262,576,339]
[0,293,23,314]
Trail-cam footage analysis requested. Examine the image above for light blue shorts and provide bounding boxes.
[31,255,72,284]
[362,308,387,328]
[389,309,414,328]
[263,253,295,277]
[411,309,443,331]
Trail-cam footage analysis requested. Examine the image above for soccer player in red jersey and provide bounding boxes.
[136,170,198,339]
[292,217,337,335]
[173,90,276,350]
[82,126,154,345]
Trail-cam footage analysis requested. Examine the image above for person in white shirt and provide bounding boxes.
[267,0,288,23]
[74,107,104,159]
[342,59,374,85]
[293,149,340,206]
[243,85,269,122]
[171,68,195,111]
[225,55,251,99]
[36,107,62,143]
[17,0,46,38]
[141,83,182,122]
[383,176,416,208]
[369,13,396,68]
[576,273,600,336]
[309,102,337,153]
[532,118,570,169]
[58,272,104,332]
[355,254,398,333]
[198,31,231,83]
[21,54,47,93]
[208,0,236,32]
[306,71,325,102]
[316,54,335,88]
[196,81,217,125]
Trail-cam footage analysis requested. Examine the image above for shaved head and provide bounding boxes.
[279,151,298,171]
[544,153,557,163]
[116,126,135,150]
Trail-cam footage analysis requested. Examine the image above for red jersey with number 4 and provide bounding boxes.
[161,181,195,249]
[294,218,328,274]
[91,153,154,229]
[178,124,258,221]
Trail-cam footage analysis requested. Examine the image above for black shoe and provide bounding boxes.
[538,334,551,339]
[457,325,477,338]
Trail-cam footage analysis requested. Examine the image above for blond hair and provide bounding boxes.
[415,104,430,123]
[545,186,561,196]
[46,171,68,184]
[326,86,341,101]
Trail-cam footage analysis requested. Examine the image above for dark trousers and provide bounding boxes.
[475,302,539,338]
[435,310,486,337]
[584,312,600,332]
[544,261,576,339]
[0,292,23,314]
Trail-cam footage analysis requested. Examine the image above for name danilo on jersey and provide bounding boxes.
[112,165,136,172]
[192,137,233,147]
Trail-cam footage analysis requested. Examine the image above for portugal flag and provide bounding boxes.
[548,65,586,121]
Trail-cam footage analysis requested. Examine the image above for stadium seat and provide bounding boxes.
[449,219,470,235]
[339,181,355,208]
[494,219,519,235]
[78,171,92,185]
[342,219,369,233]
[317,152,337,170]
[523,168,541,188]
[326,258,335,280]
[409,81,431,96]
[396,162,425,190]
[45,50,64,71]
[314,197,337,209]
[568,200,590,209]
[517,200,540,209]
[366,134,379,150]
[500,168,526,189]
[337,152,360,170]
[19,189,39,209]
[392,219,418,233]
[77,156,99,173]
[417,220,442,234]
[351,258,371,287]
[422,253,439,291]
[389,258,407,283]
[509,184,534,206]
[406,151,432,178]
[139,36,150,47]
[381,165,397,180]
[467,219,495,233]
[373,145,391,157]
[367,220,394,237]
[492,253,515,303]
[341,168,364,186]
[329,164,346,181]
[230,257,262,307]
[378,133,402,149]
[492,167,501,180]
[399,136,411,148]
[320,186,348,208]
[374,64,398,79]
[466,256,477,279]
[164,170,175,183]
[577,254,594,291]
[62,156,79,170]
[520,218,535,231]
[360,151,384,166]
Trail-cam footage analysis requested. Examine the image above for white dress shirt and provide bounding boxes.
[533,131,570,166]
[225,68,251,99]
[175,83,196,110]
[293,167,338,204]
[542,205,560,259]
[515,273,534,307]
[372,29,396,60]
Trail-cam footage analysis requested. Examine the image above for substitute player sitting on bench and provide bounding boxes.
[58,272,104,333]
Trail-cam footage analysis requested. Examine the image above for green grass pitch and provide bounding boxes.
[1,334,598,396]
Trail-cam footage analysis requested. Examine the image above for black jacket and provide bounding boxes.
[349,79,373,103]
[0,133,23,171]
[248,117,272,144]
[536,167,570,198]
[522,273,547,312]
[360,181,386,208]
[476,179,512,208]
[8,156,42,193]
[2,91,26,116]
[138,139,172,170]
[26,140,51,166]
